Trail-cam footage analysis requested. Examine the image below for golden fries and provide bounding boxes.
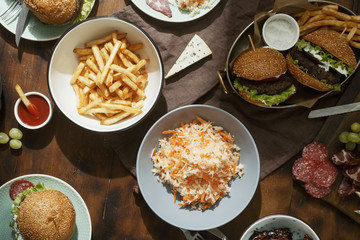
[70,31,149,125]
[292,3,360,48]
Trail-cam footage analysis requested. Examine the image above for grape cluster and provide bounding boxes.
[0,128,23,149]
[338,122,360,151]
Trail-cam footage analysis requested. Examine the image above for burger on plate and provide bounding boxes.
[24,0,94,25]
[10,183,76,240]
[232,47,296,107]
[286,29,357,92]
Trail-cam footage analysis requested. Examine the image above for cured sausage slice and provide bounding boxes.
[146,0,172,18]
[292,141,339,198]
[338,177,357,197]
[312,160,338,188]
[302,141,329,162]
[304,182,332,198]
[292,157,317,183]
[332,149,360,166]
[9,179,34,200]
[344,165,360,182]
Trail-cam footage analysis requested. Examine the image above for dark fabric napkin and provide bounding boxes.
[107,0,344,180]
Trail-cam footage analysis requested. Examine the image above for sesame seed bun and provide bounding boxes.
[286,55,332,92]
[232,47,287,81]
[24,0,82,25]
[303,29,357,69]
[17,190,76,240]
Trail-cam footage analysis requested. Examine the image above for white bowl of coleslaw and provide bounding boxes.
[136,104,260,231]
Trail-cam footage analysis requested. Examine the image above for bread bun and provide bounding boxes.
[304,29,357,69]
[24,0,82,25]
[286,55,332,92]
[17,190,76,240]
[232,47,287,81]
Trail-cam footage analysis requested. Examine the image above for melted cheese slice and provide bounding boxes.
[165,34,212,79]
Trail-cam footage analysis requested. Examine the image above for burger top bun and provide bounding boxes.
[24,0,81,25]
[17,190,76,240]
[304,29,357,69]
[232,47,287,81]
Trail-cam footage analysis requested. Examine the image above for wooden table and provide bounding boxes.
[1,0,359,239]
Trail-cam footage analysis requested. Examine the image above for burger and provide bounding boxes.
[10,183,76,240]
[286,29,357,92]
[24,0,94,25]
[232,47,296,107]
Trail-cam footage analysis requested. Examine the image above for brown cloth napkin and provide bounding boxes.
[107,0,344,180]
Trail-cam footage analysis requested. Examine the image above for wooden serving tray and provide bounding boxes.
[314,71,360,224]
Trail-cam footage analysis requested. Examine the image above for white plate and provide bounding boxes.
[0,174,92,240]
[131,0,220,23]
[48,17,164,132]
[0,0,95,41]
[240,214,320,240]
[137,105,260,231]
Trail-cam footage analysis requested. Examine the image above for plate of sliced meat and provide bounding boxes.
[131,0,220,23]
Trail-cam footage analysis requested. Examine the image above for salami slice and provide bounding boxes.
[304,182,332,198]
[292,157,317,183]
[311,160,338,188]
[9,179,34,200]
[302,142,329,162]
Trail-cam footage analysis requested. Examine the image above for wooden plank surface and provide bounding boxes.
[0,0,359,239]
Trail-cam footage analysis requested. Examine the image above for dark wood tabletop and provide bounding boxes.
[1,0,360,239]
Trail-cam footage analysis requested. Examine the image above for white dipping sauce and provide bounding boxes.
[262,14,299,51]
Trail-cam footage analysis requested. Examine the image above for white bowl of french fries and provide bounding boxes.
[48,17,164,132]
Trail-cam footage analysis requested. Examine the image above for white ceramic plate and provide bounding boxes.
[240,214,320,240]
[0,0,95,41]
[137,104,260,231]
[48,17,164,132]
[131,0,220,23]
[0,174,92,240]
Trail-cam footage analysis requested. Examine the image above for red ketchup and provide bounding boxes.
[17,95,50,126]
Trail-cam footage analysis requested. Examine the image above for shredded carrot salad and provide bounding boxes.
[151,116,244,210]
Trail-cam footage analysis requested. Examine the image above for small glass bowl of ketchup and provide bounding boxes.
[14,92,53,130]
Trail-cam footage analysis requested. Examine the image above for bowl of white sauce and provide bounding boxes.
[262,13,300,51]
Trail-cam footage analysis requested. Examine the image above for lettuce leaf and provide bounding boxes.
[233,79,296,106]
[295,39,354,76]
[73,0,95,23]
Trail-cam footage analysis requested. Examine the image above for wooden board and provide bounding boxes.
[314,70,360,224]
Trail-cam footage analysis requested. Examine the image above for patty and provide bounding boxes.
[289,48,341,85]
[237,75,293,95]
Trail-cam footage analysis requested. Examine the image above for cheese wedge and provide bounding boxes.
[165,34,212,79]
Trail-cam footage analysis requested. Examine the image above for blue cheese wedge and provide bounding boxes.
[165,34,212,79]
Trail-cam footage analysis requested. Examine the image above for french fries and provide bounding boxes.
[70,31,149,125]
[293,4,360,48]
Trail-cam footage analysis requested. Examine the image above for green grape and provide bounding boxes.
[346,142,356,151]
[347,132,360,143]
[9,139,22,150]
[9,128,23,140]
[0,132,10,144]
[351,122,360,133]
[339,131,349,143]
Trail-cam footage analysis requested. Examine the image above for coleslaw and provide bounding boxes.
[151,116,244,210]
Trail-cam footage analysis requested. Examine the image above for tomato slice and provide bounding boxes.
[9,179,34,200]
